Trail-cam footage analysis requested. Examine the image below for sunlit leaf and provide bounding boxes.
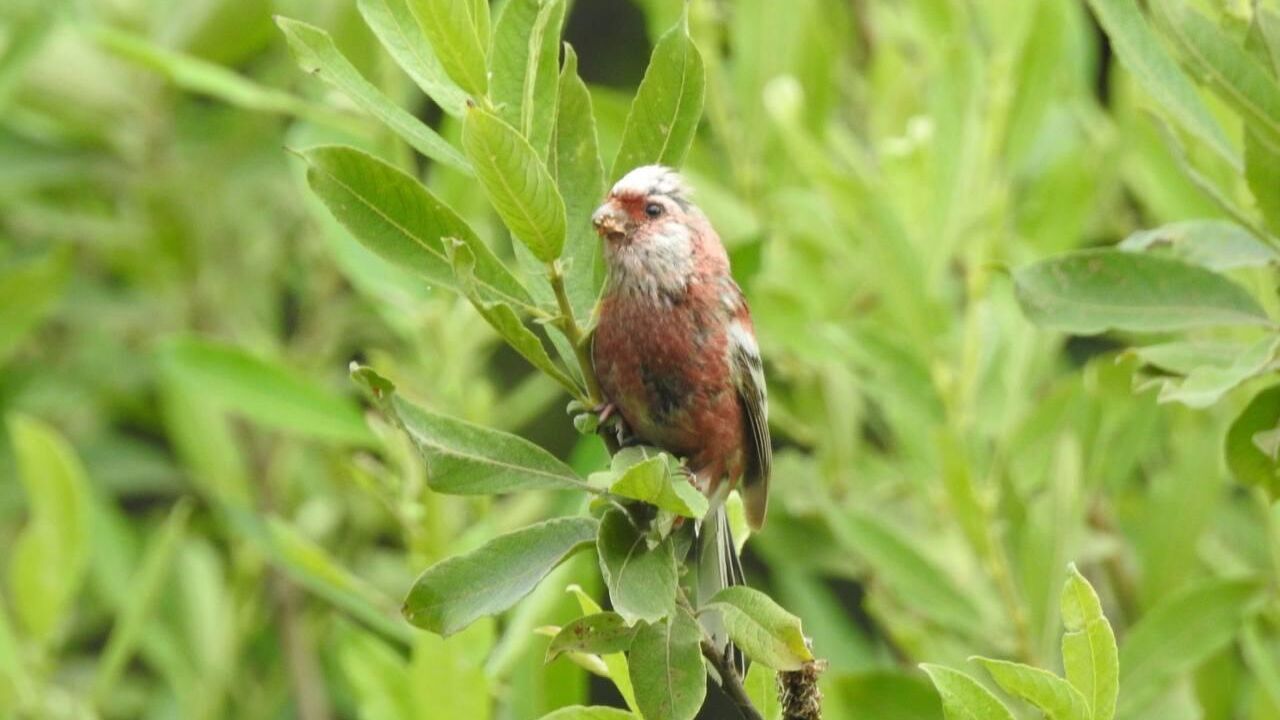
[973,658,1088,720]
[546,612,638,661]
[606,450,707,519]
[920,664,1016,720]
[357,0,468,117]
[1119,220,1279,271]
[403,517,597,636]
[610,14,705,179]
[463,107,568,262]
[408,0,489,96]
[490,0,565,153]
[706,586,813,671]
[1060,565,1118,720]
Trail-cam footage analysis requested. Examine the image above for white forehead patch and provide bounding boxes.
[610,164,689,200]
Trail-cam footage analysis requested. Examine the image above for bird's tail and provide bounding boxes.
[696,504,746,676]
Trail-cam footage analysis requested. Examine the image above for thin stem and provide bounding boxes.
[700,639,765,720]
[547,260,619,453]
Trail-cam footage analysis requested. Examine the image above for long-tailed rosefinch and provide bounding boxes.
[591,165,771,664]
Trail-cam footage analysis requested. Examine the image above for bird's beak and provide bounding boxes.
[592,202,629,242]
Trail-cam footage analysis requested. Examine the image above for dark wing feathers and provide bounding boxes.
[730,326,770,529]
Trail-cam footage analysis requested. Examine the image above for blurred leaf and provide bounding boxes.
[831,510,984,633]
[537,707,635,719]
[1145,335,1280,408]
[828,670,942,720]
[1241,620,1280,710]
[973,658,1089,720]
[1130,341,1245,375]
[240,514,413,646]
[403,516,597,636]
[596,508,679,624]
[158,372,252,508]
[1226,384,1280,496]
[920,664,1016,720]
[160,337,374,444]
[1153,1,1280,153]
[1118,577,1262,715]
[5,414,90,647]
[1085,0,1239,169]
[490,0,565,153]
[743,663,782,720]
[628,610,706,720]
[91,500,193,705]
[92,27,357,133]
[463,107,568,262]
[409,620,493,720]
[607,452,707,519]
[449,242,584,397]
[1246,10,1280,235]
[1014,250,1271,333]
[300,145,533,308]
[610,14,705,179]
[392,392,587,494]
[547,612,638,661]
[357,0,468,117]
[336,627,413,720]
[0,250,68,365]
[706,586,813,671]
[276,16,471,173]
[549,46,606,320]
[1060,565,1118,720]
[1119,220,1279,271]
[408,0,488,96]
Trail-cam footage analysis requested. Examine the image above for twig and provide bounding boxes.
[700,639,765,720]
[547,260,619,453]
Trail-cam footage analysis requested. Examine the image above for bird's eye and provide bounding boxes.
[644,202,664,218]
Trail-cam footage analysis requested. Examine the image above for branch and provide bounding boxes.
[547,260,619,453]
[700,639,765,720]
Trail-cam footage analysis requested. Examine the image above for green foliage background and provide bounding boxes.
[3,0,1280,718]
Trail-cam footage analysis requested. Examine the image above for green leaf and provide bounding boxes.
[1014,249,1271,334]
[920,664,1016,720]
[706,586,813,671]
[392,393,587,494]
[6,414,90,646]
[276,17,470,173]
[1060,565,1118,720]
[448,242,584,398]
[408,620,494,720]
[159,337,374,444]
[463,107,568,262]
[300,145,534,310]
[828,670,942,720]
[607,452,708,519]
[1118,577,1262,716]
[546,612,639,661]
[408,0,489,97]
[596,508,679,624]
[565,586,641,713]
[536,707,635,720]
[1153,1,1280,154]
[490,0,565,153]
[610,14,705,179]
[628,610,706,720]
[356,0,468,117]
[403,516,598,636]
[0,250,68,365]
[1085,0,1240,169]
[91,500,193,704]
[550,45,607,320]
[1138,335,1280,408]
[1226,384,1280,497]
[743,663,783,720]
[831,509,984,633]
[972,658,1089,720]
[1119,220,1279,271]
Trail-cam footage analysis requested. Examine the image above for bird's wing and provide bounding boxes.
[728,312,770,530]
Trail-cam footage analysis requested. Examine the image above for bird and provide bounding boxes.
[589,164,771,668]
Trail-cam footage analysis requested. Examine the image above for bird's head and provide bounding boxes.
[591,165,693,246]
